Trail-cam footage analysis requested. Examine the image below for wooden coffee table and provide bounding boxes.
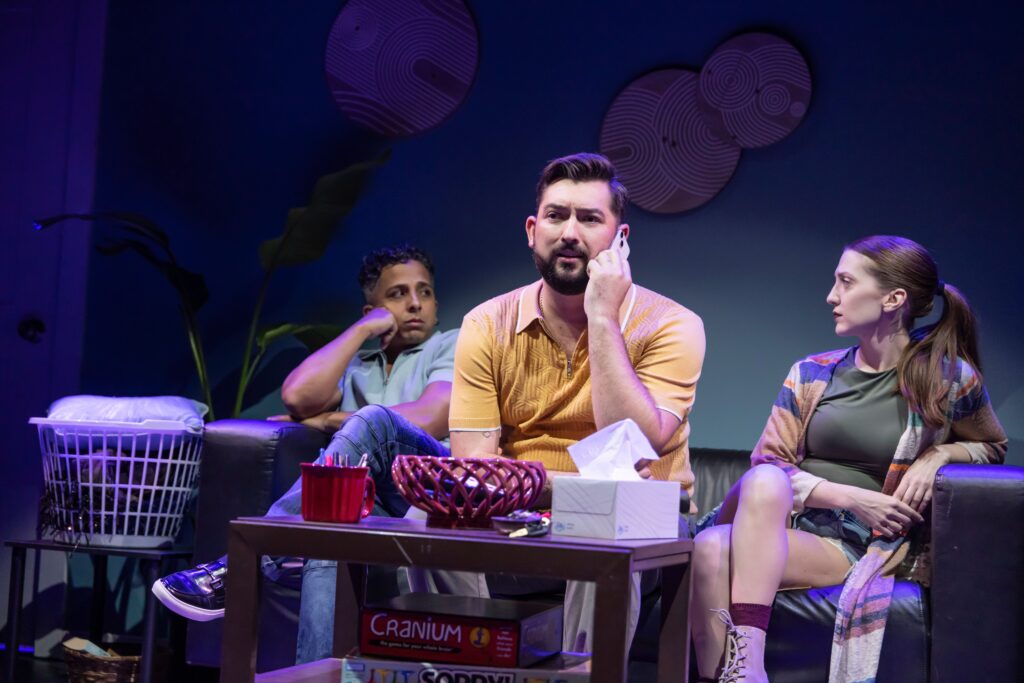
[219,515,693,683]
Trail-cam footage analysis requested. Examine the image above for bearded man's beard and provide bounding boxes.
[532,248,589,295]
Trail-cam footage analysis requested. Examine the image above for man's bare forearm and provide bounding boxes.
[450,429,500,458]
[587,316,674,451]
[281,322,372,418]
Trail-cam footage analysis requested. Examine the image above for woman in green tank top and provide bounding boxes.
[689,236,1007,683]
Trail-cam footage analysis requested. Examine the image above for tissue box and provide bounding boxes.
[551,478,681,540]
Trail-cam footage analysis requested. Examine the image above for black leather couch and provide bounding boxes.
[187,419,1024,681]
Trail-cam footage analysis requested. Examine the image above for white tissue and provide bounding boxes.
[567,418,657,481]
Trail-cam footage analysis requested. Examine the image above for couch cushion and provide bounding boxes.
[194,420,330,562]
[690,448,750,517]
[631,581,927,683]
[767,581,928,683]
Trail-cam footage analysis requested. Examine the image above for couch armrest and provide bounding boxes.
[930,463,1024,682]
[193,419,331,563]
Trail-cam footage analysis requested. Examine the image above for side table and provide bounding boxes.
[220,515,693,683]
[4,540,192,683]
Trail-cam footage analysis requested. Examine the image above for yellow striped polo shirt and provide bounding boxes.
[449,279,705,490]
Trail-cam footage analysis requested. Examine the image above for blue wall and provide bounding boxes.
[85,1,1024,462]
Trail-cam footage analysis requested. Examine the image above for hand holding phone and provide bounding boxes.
[612,227,630,262]
[584,226,632,318]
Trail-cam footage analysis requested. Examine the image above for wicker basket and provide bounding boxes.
[63,642,169,683]
[391,455,546,528]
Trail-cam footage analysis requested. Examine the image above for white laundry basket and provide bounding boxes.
[31,417,203,548]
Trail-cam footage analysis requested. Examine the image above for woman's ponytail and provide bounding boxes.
[896,282,982,427]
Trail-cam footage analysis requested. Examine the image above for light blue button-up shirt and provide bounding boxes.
[338,329,458,443]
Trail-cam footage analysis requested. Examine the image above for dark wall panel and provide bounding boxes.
[84,1,1024,462]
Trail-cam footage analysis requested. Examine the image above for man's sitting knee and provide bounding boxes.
[351,404,395,425]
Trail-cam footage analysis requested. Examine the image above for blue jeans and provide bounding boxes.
[274,405,450,664]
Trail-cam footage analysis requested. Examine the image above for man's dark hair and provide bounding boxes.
[536,152,629,222]
[358,244,435,298]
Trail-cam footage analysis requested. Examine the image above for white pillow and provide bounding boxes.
[47,395,208,432]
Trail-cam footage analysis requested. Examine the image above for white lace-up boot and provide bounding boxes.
[712,609,769,683]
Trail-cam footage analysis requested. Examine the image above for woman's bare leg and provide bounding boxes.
[690,465,854,679]
[778,529,853,589]
[729,465,793,605]
[692,525,733,678]
[690,467,757,679]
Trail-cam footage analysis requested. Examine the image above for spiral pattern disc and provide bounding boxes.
[324,0,479,137]
[600,68,741,214]
[698,32,811,148]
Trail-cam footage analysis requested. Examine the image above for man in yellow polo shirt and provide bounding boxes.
[448,152,706,653]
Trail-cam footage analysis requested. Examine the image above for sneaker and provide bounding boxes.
[151,558,227,621]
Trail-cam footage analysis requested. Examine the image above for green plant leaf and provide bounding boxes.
[256,323,344,355]
[102,212,173,252]
[37,212,173,253]
[259,204,353,270]
[293,325,345,351]
[243,322,344,397]
[37,212,207,310]
[97,238,209,311]
[36,212,214,413]
[309,150,391,207]
[258,150,390,271]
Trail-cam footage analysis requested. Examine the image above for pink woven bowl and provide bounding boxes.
[391,456,546,528]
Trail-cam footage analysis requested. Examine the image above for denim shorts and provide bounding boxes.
[692,504,872,568]
[791,507,872,567]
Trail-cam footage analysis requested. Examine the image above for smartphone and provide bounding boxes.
[612,227,630,261]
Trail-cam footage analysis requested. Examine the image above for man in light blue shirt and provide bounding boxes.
[269,243,457,518]
[152,246,458,650]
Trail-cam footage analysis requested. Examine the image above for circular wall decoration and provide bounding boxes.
[324,0,479,137]
[697,33,811,148]
[600,69,742,214]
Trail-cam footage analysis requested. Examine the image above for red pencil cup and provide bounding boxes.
[300,464,376,523]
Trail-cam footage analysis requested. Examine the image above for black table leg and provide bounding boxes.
[90,554,108,644]
[140,559,160,683]
[658,559,692,683]
[5,546,27,683]
[590,557,632,683]
[220,526,262,682]
[331,562,366,658]
[168,599,187,681]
